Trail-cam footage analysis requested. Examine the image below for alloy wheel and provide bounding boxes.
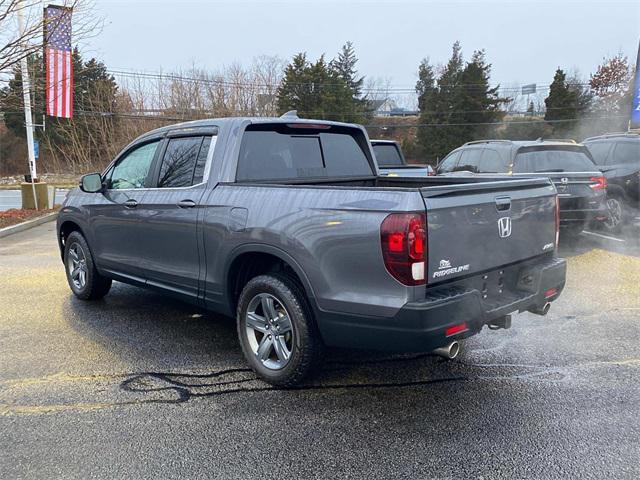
[67,243,88,290]
[604,198,623,230]
[245,293,294,370]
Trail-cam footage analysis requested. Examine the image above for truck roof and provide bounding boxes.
[134,116,361,143]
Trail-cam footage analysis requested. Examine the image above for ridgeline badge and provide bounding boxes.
[434,259,470,278]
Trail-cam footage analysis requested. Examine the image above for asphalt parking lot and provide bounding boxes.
[1,221,639,479]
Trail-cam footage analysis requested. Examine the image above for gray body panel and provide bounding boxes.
[57,117,565,351]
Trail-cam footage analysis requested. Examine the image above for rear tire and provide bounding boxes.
[64,231,112,300]
[603,196,624,233]
[236,273,324,387]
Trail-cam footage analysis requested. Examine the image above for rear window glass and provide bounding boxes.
[613,142,640,165]
[372,144,403,166]
[236,125,373,181]
[513,147,596,173]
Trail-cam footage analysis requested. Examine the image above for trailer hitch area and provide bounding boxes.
[487,314,512,331]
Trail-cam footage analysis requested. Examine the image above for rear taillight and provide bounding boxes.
[589,176,607,190]
[380,212,426,286]
[555,195,560,249]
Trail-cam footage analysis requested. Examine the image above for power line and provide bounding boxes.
[0,109,625,127]
[106,68,589,93]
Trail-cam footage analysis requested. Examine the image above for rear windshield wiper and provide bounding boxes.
[533,169,565,173]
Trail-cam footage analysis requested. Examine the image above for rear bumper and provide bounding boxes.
[316,256,567,352]
[559,197,608,225]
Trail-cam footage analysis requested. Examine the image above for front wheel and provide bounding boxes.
[64,231,112,300]
[236,274,324,387]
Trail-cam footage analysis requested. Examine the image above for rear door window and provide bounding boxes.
[372,144,403,166]
[236,124,373,181]
[455,148,483,173]
[157,136,213,188]
[479,148,507,173]
[513,147,597,173]
[612,142,640,165]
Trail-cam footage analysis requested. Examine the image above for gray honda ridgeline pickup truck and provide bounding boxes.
[57,115,567,386]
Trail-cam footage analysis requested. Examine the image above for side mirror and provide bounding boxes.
[80,173,104,193]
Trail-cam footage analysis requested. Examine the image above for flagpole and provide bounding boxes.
[17,0,38,210]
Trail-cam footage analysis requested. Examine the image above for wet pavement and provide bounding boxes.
[0,221,639,479]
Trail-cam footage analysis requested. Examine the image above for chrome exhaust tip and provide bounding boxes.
[433,341,460,360]
[528,302,551,316]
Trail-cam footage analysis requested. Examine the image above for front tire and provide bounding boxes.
[64,231,112,300]
[236,273,324,387]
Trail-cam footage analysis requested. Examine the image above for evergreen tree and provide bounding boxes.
[527,101,535,115]
[414,42,507,163]
[277,49,365,123]
[329,42,369,122]
[454,50,507,140]
[330,41,364,98]
[415,58,438,160]
[544,69,577,136]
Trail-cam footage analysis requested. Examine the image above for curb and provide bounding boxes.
[0,212,58,239]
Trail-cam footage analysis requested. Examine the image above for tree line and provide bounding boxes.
[0,40,636,174]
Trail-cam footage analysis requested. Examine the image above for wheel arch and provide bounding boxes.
[57,219,85,259]
[606,183,628,201]
[225,244,316,314]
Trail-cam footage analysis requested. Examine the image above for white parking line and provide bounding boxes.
[581,230,626,243]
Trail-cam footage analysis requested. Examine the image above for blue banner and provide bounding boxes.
[632,41,640,128]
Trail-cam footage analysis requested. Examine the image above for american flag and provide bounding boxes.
[44,5,73,118]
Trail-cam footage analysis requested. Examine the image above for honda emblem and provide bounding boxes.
[498,217,512,238]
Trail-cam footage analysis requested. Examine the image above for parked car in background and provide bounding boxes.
[371,140,435,177]
[582,132,640,232]
[57,116,566,386]
[436,139,609,236]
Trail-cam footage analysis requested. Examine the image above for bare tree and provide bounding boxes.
[0,0,101,77]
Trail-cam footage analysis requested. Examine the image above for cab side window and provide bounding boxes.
[157,136,214,188]
[437,151,460,174]
[106,140,160,190]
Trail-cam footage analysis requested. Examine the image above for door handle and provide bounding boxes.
[177,199,196,209]
[124,199,138,209]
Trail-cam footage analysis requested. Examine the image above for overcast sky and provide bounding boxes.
[87,0,639,93]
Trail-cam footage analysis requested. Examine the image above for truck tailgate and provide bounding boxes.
[422,178,557,283]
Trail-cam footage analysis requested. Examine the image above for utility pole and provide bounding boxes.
[17,1,38,210]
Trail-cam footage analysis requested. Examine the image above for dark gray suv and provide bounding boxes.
[436,139,609,235]
[583,132,640,232]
